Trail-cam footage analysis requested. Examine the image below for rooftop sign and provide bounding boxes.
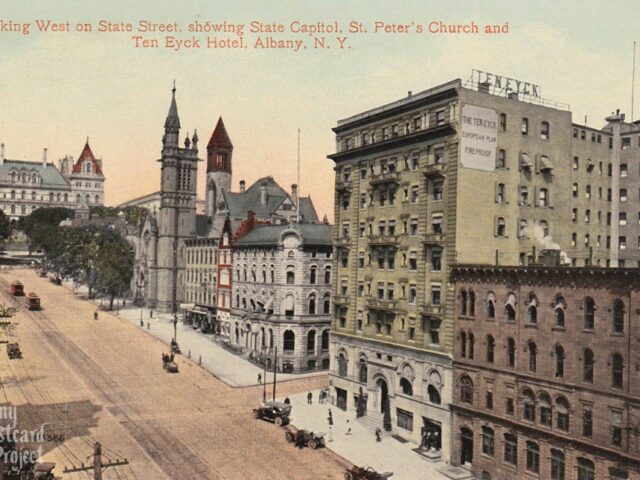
[472,69,540,98]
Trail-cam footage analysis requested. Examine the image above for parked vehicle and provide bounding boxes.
[6,343,22,359]
[252,401,291,426]
[26,292,40,310]
[31,462,56,479]
[10,281,24,296]
[162,353,178,373]
[344,466,394,480]
[284,427,325,449]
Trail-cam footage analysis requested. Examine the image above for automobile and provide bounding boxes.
[162,353,178,373]
[6,343,22,359]
[252,401,291,426]
[31,462,56,479]
[284,427,325,449]
[344,466,394,480]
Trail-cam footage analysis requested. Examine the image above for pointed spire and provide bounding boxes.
[164,83,180,131]
[207,117,233,149]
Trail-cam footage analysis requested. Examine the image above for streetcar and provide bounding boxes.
[10,281,24,296]
[26,292,41,310]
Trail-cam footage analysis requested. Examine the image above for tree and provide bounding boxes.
[20,207,72,254]
[0,211,12,242]
[93,229,134,310]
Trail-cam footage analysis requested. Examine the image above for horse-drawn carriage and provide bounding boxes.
[162,353,178,373]
[6,343,22,360]
[284,427,325,449]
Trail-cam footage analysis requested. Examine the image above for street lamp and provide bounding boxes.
[173,313,178,343]
[137,276,146,328]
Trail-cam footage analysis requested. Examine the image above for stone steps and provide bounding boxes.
[356,411,391,438]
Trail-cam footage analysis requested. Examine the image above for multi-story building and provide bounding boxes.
[183,237,218,331]
[451,255,640,480]
[327,74,640,460]
[229,222,332,372]
[0,141,105,220]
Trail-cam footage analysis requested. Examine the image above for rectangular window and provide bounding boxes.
[521,118,529,136]
[396,408,413,431]
[499,113,507,132]
[611,411,622,446]
[582,408,593,437]
[506,398,514,416]
[485,391,493,410]
[431,284,441,305]
[621,164,628,177]
[622,137,631,149]
[435,110,445,126]
[431,249,442,272]
[411,185,419,203]
[504,434,518,465]
[541,121,550,140]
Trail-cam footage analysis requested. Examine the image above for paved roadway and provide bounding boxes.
[0,269,348,479]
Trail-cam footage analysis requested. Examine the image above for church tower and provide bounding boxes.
[150,85,200,312]
[205,117,233,217]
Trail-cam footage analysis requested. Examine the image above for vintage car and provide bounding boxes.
[252,401,291,426]
[26,292,40,310]
[344,466,394,480]
[6,343,22,359]
[10,281,24,296]
[162,353,178,373]
[31,462,56,479]
[284,427,325,449]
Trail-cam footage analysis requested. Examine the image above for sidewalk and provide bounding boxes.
[283,390,452,480]
[64,281,326,387]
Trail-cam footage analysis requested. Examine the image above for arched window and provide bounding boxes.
[496,217,506,237]
[308,294,316,315]
[505,293,516,321]
[507,338,516,367]
[283,330,295,352]
[555,345,565,377]
[539,393,552,427]
[310,266,317,284]
[556,397,570,431]
[528,341,537,372]
[481,427,494,456]
[486,335,495,363]
[321,330,329,351]
[324,266,331,284]
[481,472,492,480]
[428,385,441,404]
[554,295,566,327]
[527,293,538,324]
[486,294,496,319]
[583,349,594,383]
[469,290,476,316]
[95,194,99,204]
[400,378,413,396]
[286,270,295,284]
[468,332,475,360]
[551,448,565,480]
[460,290,468,315]
[337,351,347,377]
[269,328,274,349]
[357,357,367,383]
[323,293,331,314]
[613,299,624,333]
[283,294,295,317]
[306,331,315,353]
[460,376,473,404]
[612,353,624,388]
[523,389,535,421]
[460,331,467,358]
[578,458,595,480]
[583,297,595,329]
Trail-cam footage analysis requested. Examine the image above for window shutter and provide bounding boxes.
[494,182,499,203]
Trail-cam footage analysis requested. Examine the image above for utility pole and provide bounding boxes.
[64,442,128,480]
[272,346,277,401]
[262,346,267,402]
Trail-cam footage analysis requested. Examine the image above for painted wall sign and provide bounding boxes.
[460,104,498,171]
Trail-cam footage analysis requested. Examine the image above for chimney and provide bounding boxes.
[239,180,246,193]
[0,143,4,165]
[260,181,268,205]
[536,249,561,267]
[407,91,412,97]
[291,183,298,205]
[42,148,48,167]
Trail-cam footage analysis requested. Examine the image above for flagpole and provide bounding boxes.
[296,128,301,223]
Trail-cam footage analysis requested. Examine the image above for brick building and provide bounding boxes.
[451,255,640,480]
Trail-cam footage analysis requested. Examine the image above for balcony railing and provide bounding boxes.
[335,236,351,248]
[424,162,446,177]
[422,303,443,317]
[367,234,399,247]
[423,233,445,245]
[367,298,398,311]
[369,171,400,186]
[336,180,352,192]
[333,295,349,305]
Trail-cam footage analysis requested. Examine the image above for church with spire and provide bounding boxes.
[130,85,323,315]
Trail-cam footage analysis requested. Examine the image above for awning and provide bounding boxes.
[180,303,196,310]
[539,155,554,172]
[520,152,533,169]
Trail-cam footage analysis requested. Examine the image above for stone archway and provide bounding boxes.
[376,377,389,414]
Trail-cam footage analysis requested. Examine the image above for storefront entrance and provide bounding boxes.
[376,378,389,414]
[336,388,348,411]
[460,427,473,466]
[421,418,442,450]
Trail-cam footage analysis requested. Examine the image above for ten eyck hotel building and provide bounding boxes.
[327,69,640,464]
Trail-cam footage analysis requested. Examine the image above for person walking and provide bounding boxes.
[375,427,382,442]
[94,311,98,321]
[257,373,262,384]
[327,409,334,442]
[307,391,313,404]
[147,322,150,330]
[284,397,291,405]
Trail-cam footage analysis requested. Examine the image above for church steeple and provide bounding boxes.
[163,83,180,147]
[206,117,233,173]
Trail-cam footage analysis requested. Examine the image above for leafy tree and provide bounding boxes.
[0,211,12,241]
[20,207,72,254]
[92,229,134,310]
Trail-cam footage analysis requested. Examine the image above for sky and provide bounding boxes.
[0,0,638,219]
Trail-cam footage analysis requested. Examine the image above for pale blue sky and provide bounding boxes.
[0,0,638,217]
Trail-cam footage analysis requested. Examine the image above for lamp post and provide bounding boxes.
[136,276,145,328]
[262,346,267,402]
[173,313,178,343]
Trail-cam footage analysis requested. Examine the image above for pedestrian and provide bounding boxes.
[319,390,325,404]
[327,409,334,442]
[345,419,352,435]
[257,373,262,384]
[150,310,153,318]
[147,322,150,330]
[284,397,291,405]
[375,427,382,442]
[93,311,98,321]
[123,300,126,307]
[140,319,144,327]
[307,391,313,404]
